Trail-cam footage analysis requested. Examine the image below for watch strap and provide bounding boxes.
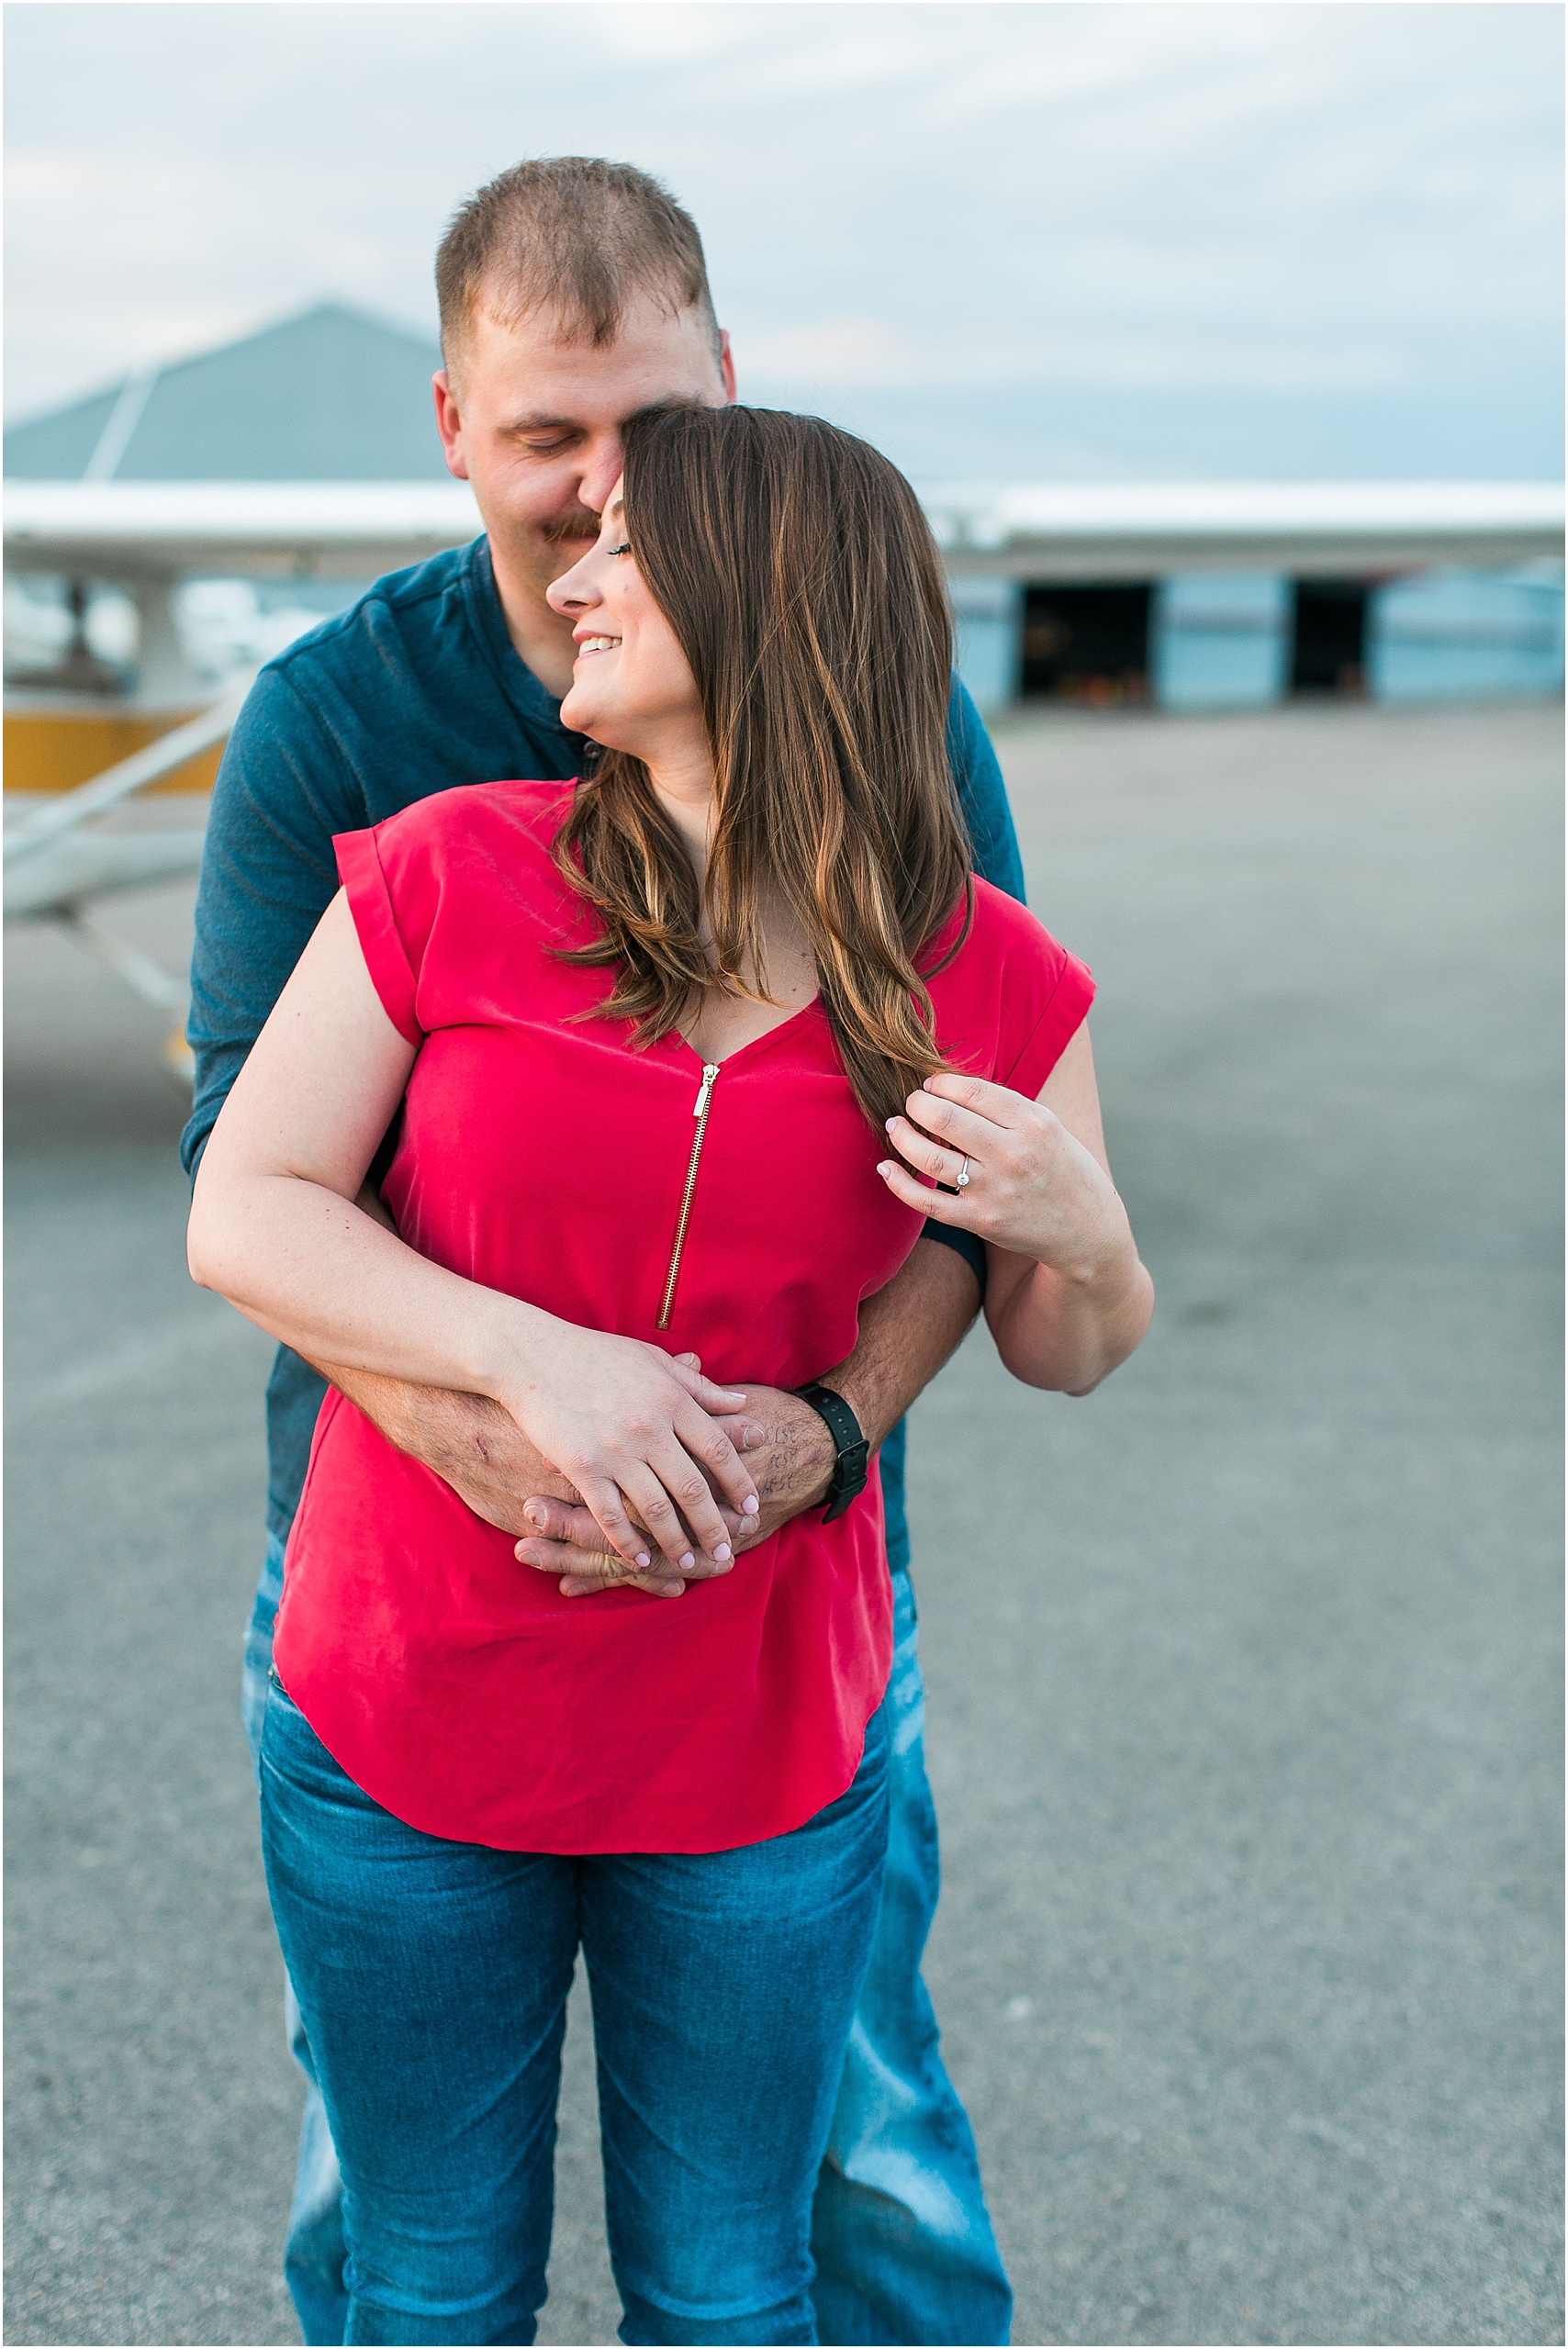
[793,1382,871,1524]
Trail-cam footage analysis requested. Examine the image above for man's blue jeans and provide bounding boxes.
[243,1538,1012,2346]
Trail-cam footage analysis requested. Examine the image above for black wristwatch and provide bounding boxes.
[793,1383,871,1523]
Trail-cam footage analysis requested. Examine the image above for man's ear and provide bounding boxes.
[718,330,737,406]
[432,371,471,481]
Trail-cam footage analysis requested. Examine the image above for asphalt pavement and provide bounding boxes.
[5,700,1562,2347]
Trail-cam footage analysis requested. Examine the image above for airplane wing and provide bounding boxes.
[7,476,1562,583]
[5,479,482,579]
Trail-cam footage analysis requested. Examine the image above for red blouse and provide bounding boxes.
[274,781,1093,1852]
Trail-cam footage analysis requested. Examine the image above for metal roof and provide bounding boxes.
[927,480,1566,578]
[4,304,449,484]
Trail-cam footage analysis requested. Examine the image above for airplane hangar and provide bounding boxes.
[5,301,1564,752]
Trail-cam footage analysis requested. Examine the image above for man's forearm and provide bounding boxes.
[734,1234,982,1517]
[308,1361,579,1535]
[307,1184,582,1531]
[823,1235,982,1447]
[313,1231,980,1544]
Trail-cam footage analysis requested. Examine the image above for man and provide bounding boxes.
[186,157,1021,2347]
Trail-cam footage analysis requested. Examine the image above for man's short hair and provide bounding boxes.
[435,157,721,369]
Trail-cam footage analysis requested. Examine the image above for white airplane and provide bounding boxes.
[5,482,485,1070]
[5,475,1562,1072]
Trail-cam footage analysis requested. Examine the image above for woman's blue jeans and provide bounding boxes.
[260,1672,891,2346]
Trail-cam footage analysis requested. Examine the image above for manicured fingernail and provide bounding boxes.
[884,1117,898,1131]
[877,1161,893,1178]
[744,1495,759,1516]
[633,1551,651,1569]
[678,1551,695,1570]
[713,1543,732,1561]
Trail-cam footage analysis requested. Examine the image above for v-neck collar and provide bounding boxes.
[670,994,826,1073]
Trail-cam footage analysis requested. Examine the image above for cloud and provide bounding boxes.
[5,1,1561,476]
[738,314,1409,397]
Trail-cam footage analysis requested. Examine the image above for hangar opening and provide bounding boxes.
[1022,584,1151,705]
[1290,579,1369,696]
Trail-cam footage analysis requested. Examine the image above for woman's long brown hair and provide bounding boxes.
[552,404,973,1130]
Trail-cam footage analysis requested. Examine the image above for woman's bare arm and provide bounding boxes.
[188,892,761,1579]
[877,1022,1154,1394]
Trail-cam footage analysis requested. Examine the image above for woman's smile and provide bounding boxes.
[553,482,709,767]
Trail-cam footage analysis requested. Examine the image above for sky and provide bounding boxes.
[6,0,1563,483]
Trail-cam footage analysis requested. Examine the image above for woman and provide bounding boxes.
[189,405,1152,2346]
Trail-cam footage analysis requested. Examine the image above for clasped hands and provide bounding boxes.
[342,1061,1141,1603]
[430,1361,837,1603]
[330,1184,841,1603]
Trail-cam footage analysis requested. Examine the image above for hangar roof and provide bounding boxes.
[4,304,449,483]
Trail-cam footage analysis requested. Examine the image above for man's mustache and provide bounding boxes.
[540,507,602,548]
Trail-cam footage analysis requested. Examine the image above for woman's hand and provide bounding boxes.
[489,1325,761,1591]
[879,1072,1126,1276]
[510,1354,767,1599]
[876,1023,1154,1394]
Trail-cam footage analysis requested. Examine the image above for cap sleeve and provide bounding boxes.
[334,826,422,1046]
[997,945,1095,1102]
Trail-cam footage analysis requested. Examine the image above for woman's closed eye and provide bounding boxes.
[607,542,632,557]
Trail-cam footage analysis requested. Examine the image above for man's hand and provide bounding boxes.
[513,1233,983,1598]
[513,1382,837,1594]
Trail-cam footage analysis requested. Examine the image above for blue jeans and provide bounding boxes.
[261,1670,890,2344]
[243,1538,1011,2345]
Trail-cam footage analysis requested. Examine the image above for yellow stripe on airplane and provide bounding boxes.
[4,707,222,795]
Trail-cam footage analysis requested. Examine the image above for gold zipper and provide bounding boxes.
[656,1062,721,1330]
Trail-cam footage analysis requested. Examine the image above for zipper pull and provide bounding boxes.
[693,1062,721,1117]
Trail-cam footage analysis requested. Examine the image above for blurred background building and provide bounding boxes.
[5,304,1562,787]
